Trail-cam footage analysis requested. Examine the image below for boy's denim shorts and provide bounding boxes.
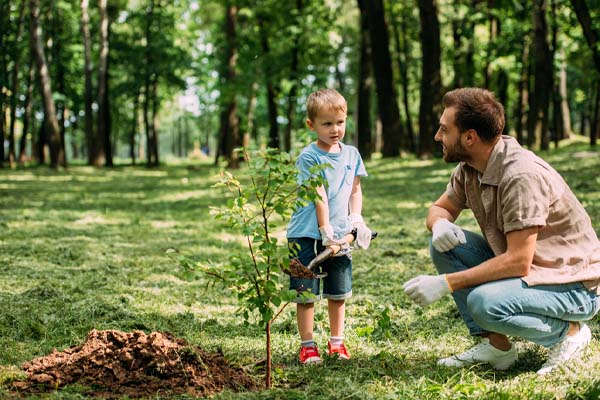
[288,237,352,304]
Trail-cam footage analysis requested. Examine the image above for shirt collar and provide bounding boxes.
[469,135,513,187]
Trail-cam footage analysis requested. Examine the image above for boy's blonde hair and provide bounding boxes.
[306,89,347,121]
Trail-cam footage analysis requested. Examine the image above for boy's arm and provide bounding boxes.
[315,185,329,228]
[349,176,362,215]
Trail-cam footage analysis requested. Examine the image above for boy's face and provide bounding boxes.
[307,108,347,152]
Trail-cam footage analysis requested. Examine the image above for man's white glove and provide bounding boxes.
[402,274,452,307]
[350,213,372,249]
[319,224,346,247]
[431,219,466,252]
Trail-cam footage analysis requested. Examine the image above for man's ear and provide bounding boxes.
[464,129,478,145]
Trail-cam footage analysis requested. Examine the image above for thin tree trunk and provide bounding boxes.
[559,55,572,138]
[151,77,160,166]
[569,0,600,74]
[215,2,240,167]
[8,0,26,168]
[591,80,599,147]
[418,0,441,157]
[130,88,139,165]
[0,1,10,167]
[81,0,95,164]
[356,0,373,159]
[30,0,64,168]
[19,61,35,164]
[389,1,415,152]
[258,14,278,150]
[54,4,68,168]
[96,0,110,166]
[361,0,404,156]
[284,0,303,153]
[528,0,552,150]
[245,82,258,149]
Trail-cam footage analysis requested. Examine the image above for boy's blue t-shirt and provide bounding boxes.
[287,142,367,240]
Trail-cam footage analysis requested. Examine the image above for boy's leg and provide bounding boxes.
[322,254,352,359]
[297,303,315,341]
[430,229,495,336]
[327,299,345,338]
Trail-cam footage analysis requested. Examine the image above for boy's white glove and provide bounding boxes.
[350,213,372,249]
[431,219,466,252]
[319,225,346,247]
[402,274,452,307]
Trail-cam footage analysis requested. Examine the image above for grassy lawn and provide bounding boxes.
[1,139,599,399]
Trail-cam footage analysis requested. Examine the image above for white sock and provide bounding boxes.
[301,339,316,348]
[330,336,343,345]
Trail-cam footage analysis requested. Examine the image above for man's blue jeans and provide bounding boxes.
[431,230,599,348]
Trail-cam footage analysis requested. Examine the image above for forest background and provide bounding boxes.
[0,0,599,169]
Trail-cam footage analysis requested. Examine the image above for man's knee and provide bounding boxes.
[466,285,506,328]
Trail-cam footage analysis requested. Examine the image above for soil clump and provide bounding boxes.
[10,329,258,398]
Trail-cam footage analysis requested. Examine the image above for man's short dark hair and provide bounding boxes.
[442,88,505,142]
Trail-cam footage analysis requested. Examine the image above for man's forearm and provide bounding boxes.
[446,252,530,291]
[426,205,456,231]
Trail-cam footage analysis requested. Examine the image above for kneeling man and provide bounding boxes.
[403,88,600,374]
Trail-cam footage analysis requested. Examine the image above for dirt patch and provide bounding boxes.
[10,329,259,398]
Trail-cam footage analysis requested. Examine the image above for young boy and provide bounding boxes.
[287,88,371,364]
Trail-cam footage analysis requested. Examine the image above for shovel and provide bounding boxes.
[285,230,377,279]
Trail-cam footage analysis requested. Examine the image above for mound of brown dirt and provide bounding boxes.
[10,329,259,398]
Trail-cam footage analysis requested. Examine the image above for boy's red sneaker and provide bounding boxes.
[328,341,350,360]
[299,345,322,364]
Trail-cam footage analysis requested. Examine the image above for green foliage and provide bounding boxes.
[1,142,599,398]
[170,148,327,329]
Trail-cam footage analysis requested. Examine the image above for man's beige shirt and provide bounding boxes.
[446,136,600,293]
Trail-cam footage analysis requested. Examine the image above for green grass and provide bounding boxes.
[1,138,599,399]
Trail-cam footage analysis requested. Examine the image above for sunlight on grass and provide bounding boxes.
[1,143,599,399]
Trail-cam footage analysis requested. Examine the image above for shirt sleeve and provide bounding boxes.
[445,164,467,210]
[500,172,549,233]
[354,150,367,177]
[295,152,318,184]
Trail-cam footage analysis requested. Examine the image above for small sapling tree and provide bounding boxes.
[168,148,326,388]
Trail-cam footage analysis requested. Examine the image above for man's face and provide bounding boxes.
[434,107,470,163]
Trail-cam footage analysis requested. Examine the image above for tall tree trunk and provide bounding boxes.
[515,17,530,144]
[81,0,95,164]
[30,0,64,168]
[418,0,441,157]
[143,0,154,166]
[53,4,68,168]
[361,0,404,157]
[483,0,499,89]
[389,1,415,152]
[558,55,572,138]
[569,0,600,74]
[244,82,258,149]
[284,0,303,153]
[258,14,278,150]
[151,77,160,166]
[19,61,35,163]
[215,2,240,167]
[0,1,11,167]
[96,0,111,166]
[356,0,373,159]
[549,0,562,147]
[528,0,552,150]
[8,0,26,168]
[591,80,599,147]
[497,68,508,134]
[130,88,139,165]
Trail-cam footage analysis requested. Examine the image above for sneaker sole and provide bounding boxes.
[301,356,322,364]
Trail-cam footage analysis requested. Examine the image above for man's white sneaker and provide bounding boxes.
[437,338,518,371]
[536,323,592,375]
